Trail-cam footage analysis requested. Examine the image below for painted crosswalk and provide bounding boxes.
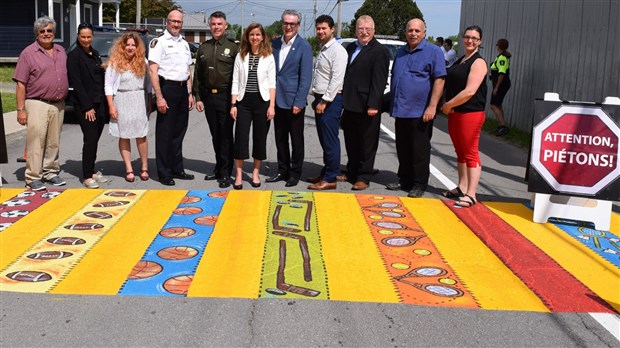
[1,188,618,315]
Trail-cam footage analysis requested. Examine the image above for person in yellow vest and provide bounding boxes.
[489,38,511,136]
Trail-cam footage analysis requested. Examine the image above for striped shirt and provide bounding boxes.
[246,54,260,93]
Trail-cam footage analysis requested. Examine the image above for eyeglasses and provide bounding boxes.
[167,19,183,24]
[357,27,374,32]
[38,29,54,34]
[463,36,480,42]
[282,22,299,27]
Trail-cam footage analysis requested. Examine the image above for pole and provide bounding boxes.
[241,0,244,34]
[336,0,342,38]
[136,0,141,27]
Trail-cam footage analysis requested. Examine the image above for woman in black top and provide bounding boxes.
[67,23,109,188]
[441,25,488,207]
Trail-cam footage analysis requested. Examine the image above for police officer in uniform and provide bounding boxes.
[193,11,238,188]
[148,10,195,186]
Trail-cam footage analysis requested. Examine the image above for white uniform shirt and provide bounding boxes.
[148,30,192,81]
[312,38,347,102]
[278,34,297,70]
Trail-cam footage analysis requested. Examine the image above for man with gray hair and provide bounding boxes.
[13,16,69,191]
[267,9,313,187]
[340,15,389,190]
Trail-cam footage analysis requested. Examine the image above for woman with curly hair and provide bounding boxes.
[230,23,276,189]
[104,32,152,182]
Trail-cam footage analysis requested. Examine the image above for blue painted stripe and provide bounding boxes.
[118,190,226,296]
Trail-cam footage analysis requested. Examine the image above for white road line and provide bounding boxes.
[589,313,620,342]
[380,123,456,190]
[382,123,619,342]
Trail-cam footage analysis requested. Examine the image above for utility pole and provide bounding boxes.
[336,0,349,38]
[241,0,245,34]
[313,0,317,25]
[136,0,142,27]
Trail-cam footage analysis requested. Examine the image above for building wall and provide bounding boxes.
[460,0,620,131]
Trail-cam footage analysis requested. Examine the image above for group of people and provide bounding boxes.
[13,10,511,207]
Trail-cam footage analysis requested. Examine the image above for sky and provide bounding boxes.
[174,0,462,39]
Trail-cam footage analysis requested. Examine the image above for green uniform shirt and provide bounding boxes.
[490,53,510,75]
[192,36,238,102]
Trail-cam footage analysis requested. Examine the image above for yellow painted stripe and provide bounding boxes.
[486,202,620,312]
[1,190,144,293]
[316,193,399,303]
[188,190,270,298]
[403,199,549,312]
[0,189,101,270]
[52,190,187,295]
[0,188,25,200]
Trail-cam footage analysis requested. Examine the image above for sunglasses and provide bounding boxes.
[78,23,93,30]
[39,29,54,34]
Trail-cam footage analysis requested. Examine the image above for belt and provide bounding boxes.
[29,97,60,104]
[207,88,229,94]
[313,93,341,99]
[159,76,187,87]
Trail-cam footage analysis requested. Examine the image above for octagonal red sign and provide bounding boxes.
[531,105,620,195]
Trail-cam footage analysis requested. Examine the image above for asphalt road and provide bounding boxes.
[1,104,618,347]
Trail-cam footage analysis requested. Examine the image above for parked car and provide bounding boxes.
[64,27,156,123]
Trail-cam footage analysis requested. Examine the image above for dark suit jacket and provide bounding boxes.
[342,37,389,113]
[67,46,105,113]
[272,36,313,109]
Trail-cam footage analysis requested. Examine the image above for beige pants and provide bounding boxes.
[24,99,64,184]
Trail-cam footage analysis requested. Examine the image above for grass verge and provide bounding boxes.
[2,92,16,113]
[0,64,16,83]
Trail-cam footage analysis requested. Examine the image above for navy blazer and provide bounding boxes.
[272,36,313,109]
[342,37,389,114]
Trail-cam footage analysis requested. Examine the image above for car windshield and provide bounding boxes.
[91,35,117,58]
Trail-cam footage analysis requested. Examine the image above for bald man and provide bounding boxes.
[387,18,446,197]
[149,10,195,186]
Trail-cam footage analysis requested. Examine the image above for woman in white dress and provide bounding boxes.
[104,32,151,182]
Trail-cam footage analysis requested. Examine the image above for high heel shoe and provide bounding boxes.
[251,180,261,188]
[140,169,149,181]
[233,183,243,190]
[125,171,135,182]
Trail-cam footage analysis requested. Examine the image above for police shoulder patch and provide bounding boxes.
[150,39,158,49]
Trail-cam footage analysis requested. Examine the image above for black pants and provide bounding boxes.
[156,83,189,181]
[78,101,107,179]
[201,89,233,179]
[234,92,270,160]
[273,106,305,179]
[395,117,433,188]
[341,109,381,184]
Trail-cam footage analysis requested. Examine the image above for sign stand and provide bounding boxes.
[530,93,617,231]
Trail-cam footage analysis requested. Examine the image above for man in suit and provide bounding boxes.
[267,9,313,187]
[340,15,390,190]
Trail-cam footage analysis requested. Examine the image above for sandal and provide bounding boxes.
[125,171,135,182]
[455,194,476,208]
[442,187,464,199]
[140,169,149,181]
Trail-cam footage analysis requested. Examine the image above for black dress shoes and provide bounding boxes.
[386,182,413,191]
[160,178,176,186]
[266,173,288,183]
[233,183,243,190]
[204,173,217,180]
[172,172,195,180]
[285,177,299,187]
[218,177,231,188]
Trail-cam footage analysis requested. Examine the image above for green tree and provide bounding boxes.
[264,20,283,39]
[103,0,181,25]
[349,0,423,40]
[230,24,242,41]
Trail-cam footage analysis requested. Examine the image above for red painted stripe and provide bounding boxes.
[445,201,616,313]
